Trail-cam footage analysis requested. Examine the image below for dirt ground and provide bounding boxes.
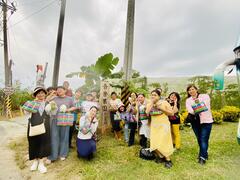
[0,116,27,180]
[0,115,64,180]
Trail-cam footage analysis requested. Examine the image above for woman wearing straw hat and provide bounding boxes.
[22,87,51,174]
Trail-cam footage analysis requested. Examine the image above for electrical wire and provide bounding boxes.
[16,0,52,7]
[8,20,25,66]
[8,0,58,29]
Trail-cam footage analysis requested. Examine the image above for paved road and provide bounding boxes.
[0,116,28,180]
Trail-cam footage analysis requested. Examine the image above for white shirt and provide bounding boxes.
[77,115,98,140]
[109,98,122,111]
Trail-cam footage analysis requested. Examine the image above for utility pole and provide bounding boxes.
[0,0,16,119]
[123,0,135,81]
[2,0,9,86]
[0,0,16,87]
[9,59,13,86]
[52,0,66,87]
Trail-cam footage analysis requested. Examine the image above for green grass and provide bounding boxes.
[12,122,240,180]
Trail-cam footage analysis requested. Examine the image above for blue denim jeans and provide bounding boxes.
[124,123,129,142]
[191,120,212,160]
[48,119,70,161]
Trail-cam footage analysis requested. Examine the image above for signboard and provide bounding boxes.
[99,80,110,133]
[2,86,15,96]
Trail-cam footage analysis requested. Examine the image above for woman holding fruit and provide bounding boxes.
[22,87,51,174]
[46,86,76,164]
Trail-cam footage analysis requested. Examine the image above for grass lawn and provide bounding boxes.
[11,122,240,180]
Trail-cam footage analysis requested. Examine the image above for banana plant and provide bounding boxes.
[66,53,119,92]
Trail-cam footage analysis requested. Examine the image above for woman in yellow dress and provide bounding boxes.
[146,89,174,168]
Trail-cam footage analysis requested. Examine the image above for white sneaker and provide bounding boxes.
[45,159,51,165]
[60,157,66,161]
[38,162,47,174]
[30,160,39,171]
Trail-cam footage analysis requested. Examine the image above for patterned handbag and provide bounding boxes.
[114,112,121,121]
[192,99,208,114]
[57,112,74,126]
[22,101,40,113]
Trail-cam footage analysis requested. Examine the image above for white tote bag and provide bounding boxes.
[29,120,46,137]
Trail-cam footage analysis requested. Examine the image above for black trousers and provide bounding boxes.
[69,121,76,147]
[128,122,137,146]
[140,135,147,148]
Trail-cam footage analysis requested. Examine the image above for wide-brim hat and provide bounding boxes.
[33,87,47,97]
[86,92,93,96]
[117,103,125,109]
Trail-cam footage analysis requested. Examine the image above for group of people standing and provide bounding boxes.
[23,81,99,174]
[23,82,213,173]
[109,84,213,168]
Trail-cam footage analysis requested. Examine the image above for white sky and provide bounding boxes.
[0,0,240,90]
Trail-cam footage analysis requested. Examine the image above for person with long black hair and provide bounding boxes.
[127,92,138,146]
[146,89,174,168]
[185,84,213,165]
[167,92,181,150]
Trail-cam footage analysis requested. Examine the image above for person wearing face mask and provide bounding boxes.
[76,106,99,160]
[146,89,174,169]
[186,84,213,165]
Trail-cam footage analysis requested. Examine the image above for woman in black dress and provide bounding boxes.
[23,87,51,174]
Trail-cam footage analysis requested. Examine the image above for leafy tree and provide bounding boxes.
[179,91,187,111]
[211,90,224,110]
[66,53,119,93]
[188,76,214,94]
[224,84,240,108]
[94,53,119,79]
[161,82,169,97]
[149,82,161,89]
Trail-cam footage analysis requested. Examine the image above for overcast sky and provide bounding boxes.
[0,0,240,89]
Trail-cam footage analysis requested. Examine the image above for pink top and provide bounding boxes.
[186,94,213,124]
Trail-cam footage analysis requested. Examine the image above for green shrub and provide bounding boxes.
[212,110,223,124]
[11,90,33,111]
[0,90,4,114]
[0,88,33,113]
[220,106,240,122]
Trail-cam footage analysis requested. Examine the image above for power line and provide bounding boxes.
[16,0,52,7]
[8,20,25,66]
[8,0,58,29]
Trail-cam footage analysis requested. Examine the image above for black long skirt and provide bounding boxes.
[27,111,51,160]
